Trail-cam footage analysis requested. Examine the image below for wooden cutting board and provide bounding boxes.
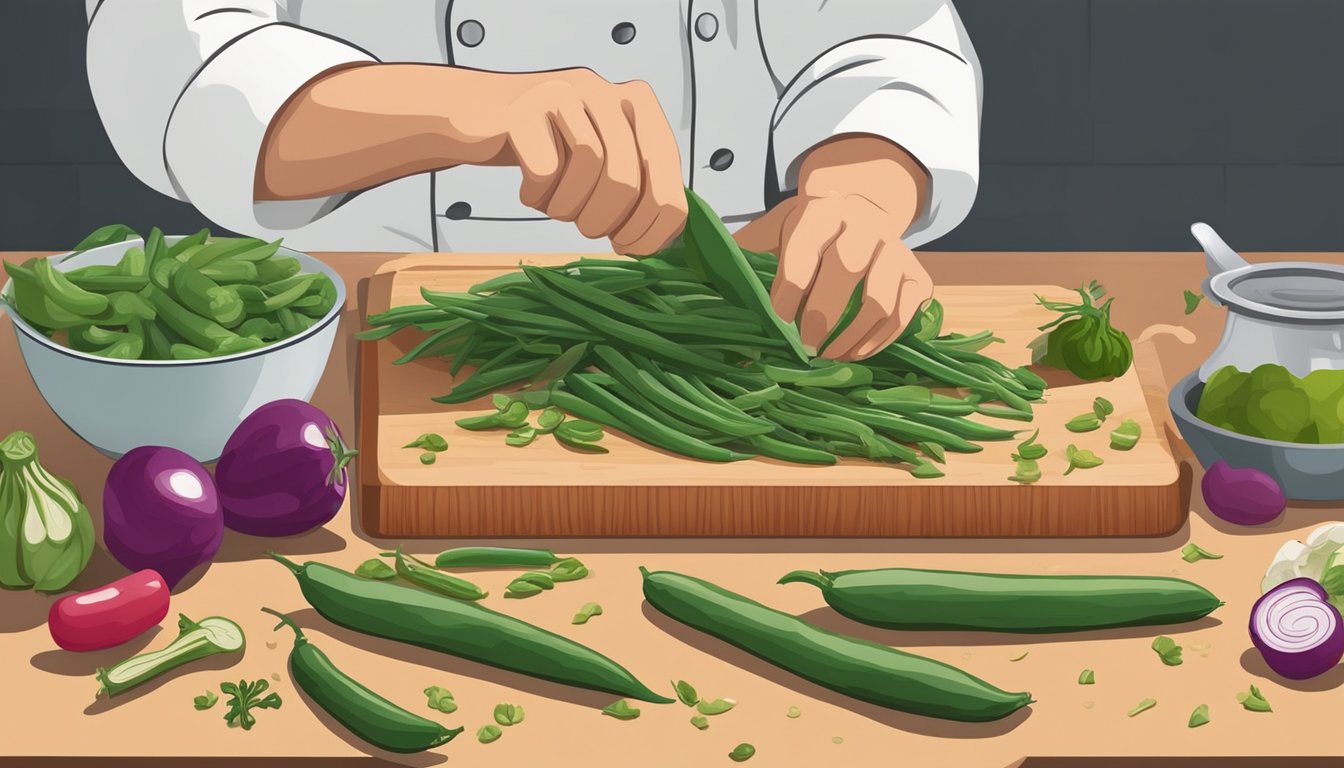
[357,254,1187,538]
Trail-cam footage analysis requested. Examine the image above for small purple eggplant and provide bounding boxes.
[215,399,356,537]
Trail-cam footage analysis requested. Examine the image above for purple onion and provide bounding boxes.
[215,399,354,537]
[1250,577,1344,680]
[103,446,223,589]
[1202,460,1286,526]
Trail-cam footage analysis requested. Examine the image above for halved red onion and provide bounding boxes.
[1250,577,1344,680]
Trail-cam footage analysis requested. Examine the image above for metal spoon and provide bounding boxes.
[1190,222,1251,307]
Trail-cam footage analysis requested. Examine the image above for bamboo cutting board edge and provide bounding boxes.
[356,256,1187,538]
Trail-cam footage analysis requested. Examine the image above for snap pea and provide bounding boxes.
[262,609,461,753]
[72,223,137,253]
[163,228,206,260]
[269,554,673,703]
[432,547,563,569]
[143,286,237,351]
[183,237,266,268]
[256,256,301,284]
[170,343,213,360]
[641,568,1033,722]
[199,258,259,284]
[384,547,487,600]
[150,257,181,291]
[172,263,245,327]
[32,256,108,316]
[65,273,149,292]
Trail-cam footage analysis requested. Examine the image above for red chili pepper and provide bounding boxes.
[48,569,170,651]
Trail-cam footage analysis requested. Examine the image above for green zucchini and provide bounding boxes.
[641,567,1032,722]
[780,568,1222,633]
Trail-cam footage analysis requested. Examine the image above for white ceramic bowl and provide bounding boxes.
[0,238,344,462]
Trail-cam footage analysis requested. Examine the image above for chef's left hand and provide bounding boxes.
[734,135,933,361]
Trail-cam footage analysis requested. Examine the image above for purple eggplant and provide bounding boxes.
[215,399,356,537]
[103,447,223,589]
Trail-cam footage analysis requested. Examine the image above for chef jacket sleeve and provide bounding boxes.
[759,2,983,248]
[85,1,378,237]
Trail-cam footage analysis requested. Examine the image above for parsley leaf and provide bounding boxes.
[221,679,283,731]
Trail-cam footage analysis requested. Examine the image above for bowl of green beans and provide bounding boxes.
[0,231,345,462]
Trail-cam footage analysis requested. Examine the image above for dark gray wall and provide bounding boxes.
[1,0,1341,251]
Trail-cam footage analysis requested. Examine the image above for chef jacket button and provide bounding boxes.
[695,12,718,41]
[457,20,485,47]
[611,22,636,45]
[709,148,734,171]
[444,201,473,220]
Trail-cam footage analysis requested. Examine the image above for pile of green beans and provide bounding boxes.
[2,225,338,361]
[362,198,1044,476]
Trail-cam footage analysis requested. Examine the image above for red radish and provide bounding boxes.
[47,569,170,652]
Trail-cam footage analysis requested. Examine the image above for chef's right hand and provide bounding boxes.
[455,68,688,256]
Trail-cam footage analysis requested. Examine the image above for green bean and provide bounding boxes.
[170,343,213,360]
[256,256,301,284]
[432,358,550,404]
[549,388,639,435]
[143,286,237,351]
[150,257,180,291]
[117,246,147,278]
[144,321,174,360]
[32,257,108,316]
[738,434,836,465]
[183,237,266,267]
[237,316,284,340]
[787,389,978,453]
[163,228,205,260]
[171,263,244,327]
[563,374,750,462]
[199,258,259,284]
[899,411,1020,442]
[588,376,717,440]
[65,274,148,292]
[72,223,137,253]
[524,267,741,377]
[594,346,771,438]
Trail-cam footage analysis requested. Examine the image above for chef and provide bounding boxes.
[85,1,982,360]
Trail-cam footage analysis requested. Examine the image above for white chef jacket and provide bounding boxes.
[85,1,982,254]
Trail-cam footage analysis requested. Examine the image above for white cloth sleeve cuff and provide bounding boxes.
[164,23,378,237]
[771,38,981,249]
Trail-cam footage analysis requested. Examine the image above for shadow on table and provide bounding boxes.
[30,625,163,676]
[1238,647,1344,692]
[284,607,620,710]
[795,608,1223,648]
[637,601,1032,738]
[215,526,348,563]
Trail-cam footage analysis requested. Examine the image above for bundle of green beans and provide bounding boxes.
[2,224,338,361]
[362,192,1044,476]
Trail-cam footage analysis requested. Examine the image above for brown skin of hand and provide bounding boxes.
[734,134,934,361]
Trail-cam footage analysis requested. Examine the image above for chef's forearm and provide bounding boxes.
[255,63,512,201]
[796,135,931,234]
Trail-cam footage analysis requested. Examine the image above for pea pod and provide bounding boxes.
[32,256,108,316]
[269,554,673,704]
[383,546,487,601]
[262,608,461,754]
[779,568,1223,633]
[171,263,245,327]
[641,567,1032,722]
[433,547,562,569]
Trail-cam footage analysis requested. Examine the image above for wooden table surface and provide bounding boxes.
[2,250,1342,768]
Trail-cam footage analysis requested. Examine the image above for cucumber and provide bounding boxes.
[641,567,1032,722]
[780,568,1222,634]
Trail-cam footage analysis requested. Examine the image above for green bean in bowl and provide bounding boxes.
[0,225,345,462]
[2,225,338,360]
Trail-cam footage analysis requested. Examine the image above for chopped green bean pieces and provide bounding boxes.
[1181,543,1222,563]
[1127,698,1157,717]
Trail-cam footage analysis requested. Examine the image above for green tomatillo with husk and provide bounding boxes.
[0,430,95,592]
[1034,280,1133,381]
